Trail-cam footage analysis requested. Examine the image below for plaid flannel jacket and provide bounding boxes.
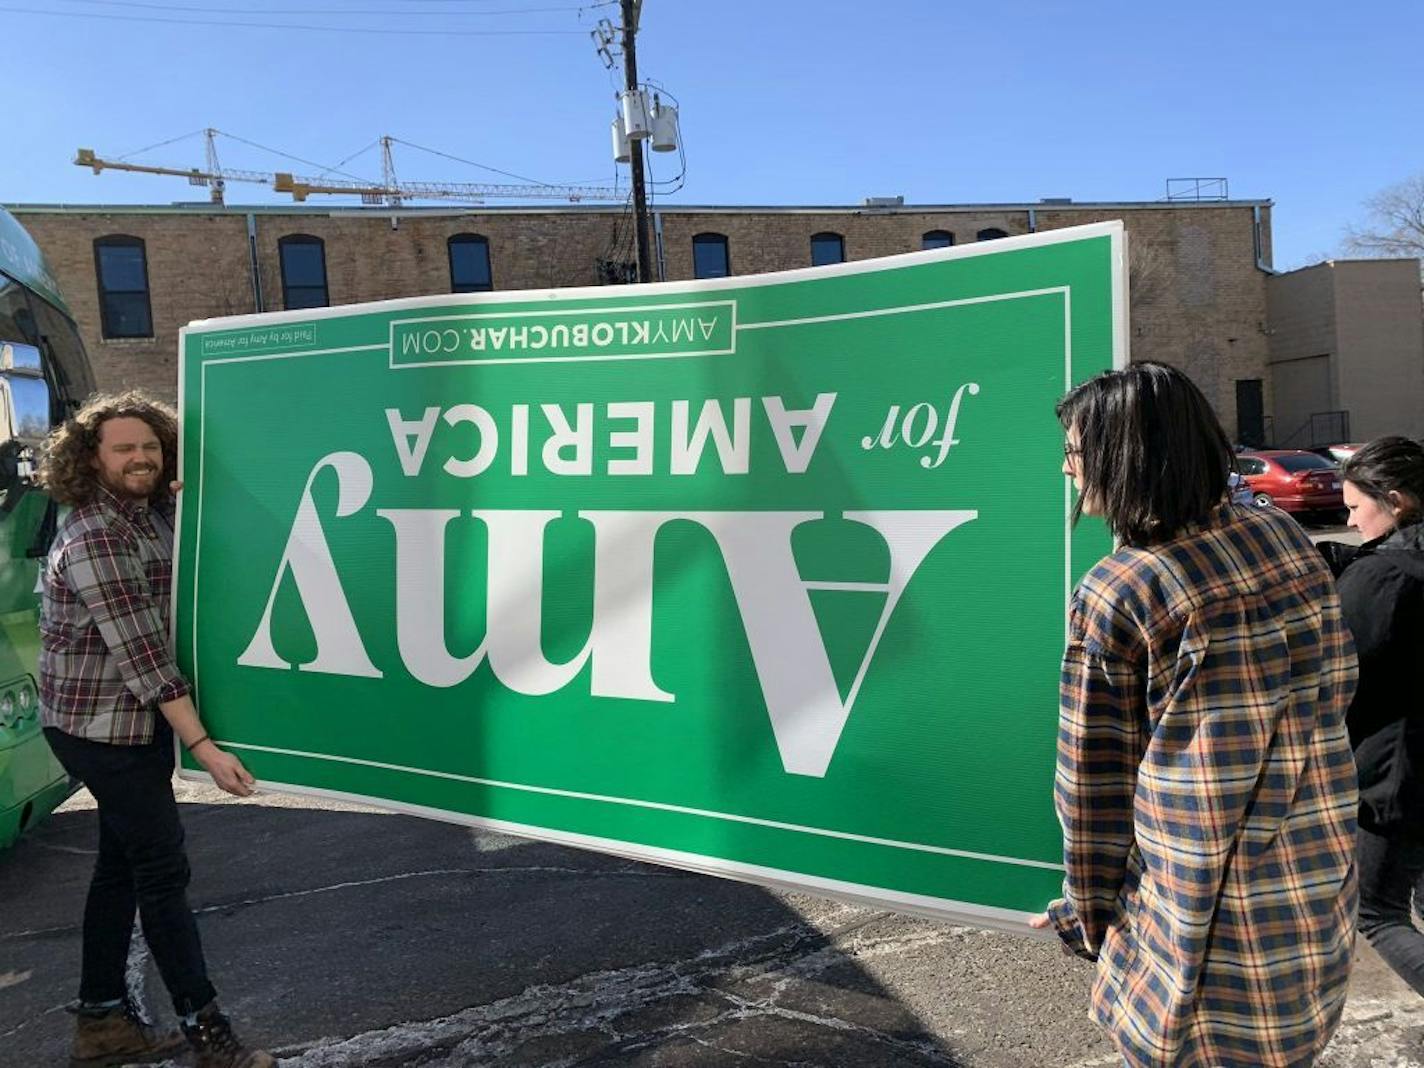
[1048,503,1359,1068]
[39,486,190,745]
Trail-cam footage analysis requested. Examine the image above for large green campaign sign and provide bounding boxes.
[175,222,1124,929]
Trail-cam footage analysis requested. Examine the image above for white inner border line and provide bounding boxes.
[218,741,1062,871]
[181,285,1070,872]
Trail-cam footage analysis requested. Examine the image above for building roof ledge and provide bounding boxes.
[3,198,1275,218]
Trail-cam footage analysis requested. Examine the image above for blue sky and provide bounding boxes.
[8,0,1422,269]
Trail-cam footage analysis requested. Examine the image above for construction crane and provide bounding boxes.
[75,135,271,204]
[75,129,623,206]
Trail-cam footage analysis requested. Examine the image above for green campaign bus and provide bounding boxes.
[0,205,96,848]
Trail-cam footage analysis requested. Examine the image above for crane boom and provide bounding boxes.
[75,148,271,192]
[75,145,624,206]
[272,172,621,204]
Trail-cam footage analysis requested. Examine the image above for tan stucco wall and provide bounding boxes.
[1332,260,1424,441]
[1268,259,1424,445]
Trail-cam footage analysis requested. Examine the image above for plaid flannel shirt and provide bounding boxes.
[39,486,190,745]
[1048,503,1359,1068]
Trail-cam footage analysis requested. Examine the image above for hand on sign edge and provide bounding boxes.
[1028,911,1073,955]
[198,746,256,798]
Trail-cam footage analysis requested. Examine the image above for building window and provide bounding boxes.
[93,236,153,338]
[448,234,493,293]
[976,228,1009,242]
[922,230,955,250]
[810,232,845,266]
[692,233,730,279]
[278,234,329,310]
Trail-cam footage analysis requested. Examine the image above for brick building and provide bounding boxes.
[9,199,1275,440]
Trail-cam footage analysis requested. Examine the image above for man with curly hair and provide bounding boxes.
[37,391,275,1068]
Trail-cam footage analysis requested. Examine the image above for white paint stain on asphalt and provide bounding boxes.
[261,920,965,1068]
[0,970,32,991]
[125,921,153,1021]
[258,915,1424,1068]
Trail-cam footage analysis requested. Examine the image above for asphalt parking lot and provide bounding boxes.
[3,518,1406,1068]
[2,774,1421,1068]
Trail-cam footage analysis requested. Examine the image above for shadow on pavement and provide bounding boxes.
[1,797,976,1067]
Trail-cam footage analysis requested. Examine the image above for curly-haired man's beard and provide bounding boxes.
[96,460,160,501]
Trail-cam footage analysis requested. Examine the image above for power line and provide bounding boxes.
[331,0,599,4]
[0,5,589,32]
[54,0,612,15]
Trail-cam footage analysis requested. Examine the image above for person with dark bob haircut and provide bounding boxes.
[1331,436,1424,996]
[1030,362,1360,1067]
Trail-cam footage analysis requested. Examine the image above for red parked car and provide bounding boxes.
[1237,450,1344,518]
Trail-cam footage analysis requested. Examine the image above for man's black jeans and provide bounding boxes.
[1357,822,1424,997]
[44,726,217,1016]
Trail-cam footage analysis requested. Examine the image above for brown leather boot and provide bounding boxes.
[181,1001,277,1068]
[67,1000,187,1068]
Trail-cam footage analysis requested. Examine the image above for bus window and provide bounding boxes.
[28,296,96,418]
[0,271,40,347]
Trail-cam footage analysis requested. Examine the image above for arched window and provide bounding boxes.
[278,234,328,310]
[810,232,845,266]
[976,227,1009,242]
[448,234,493,293]
[921,230,955,250]
[93,235,153,338]
[692,232,730,279]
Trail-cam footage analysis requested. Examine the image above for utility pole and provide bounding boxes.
[620,0,652,283]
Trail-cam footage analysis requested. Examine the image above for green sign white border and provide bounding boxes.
[173,221,1128,933]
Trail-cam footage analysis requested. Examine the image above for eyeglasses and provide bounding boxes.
[1063,444,1083,460]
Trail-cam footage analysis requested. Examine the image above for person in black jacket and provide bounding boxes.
[1336,436,1424,996]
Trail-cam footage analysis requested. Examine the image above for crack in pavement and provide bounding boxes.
[0,1001,70,1043]
[741,921,975,997]
[185,865,681,922]
[25,839,97,856]
[1,864,680,942]
[642,986,963,1066]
